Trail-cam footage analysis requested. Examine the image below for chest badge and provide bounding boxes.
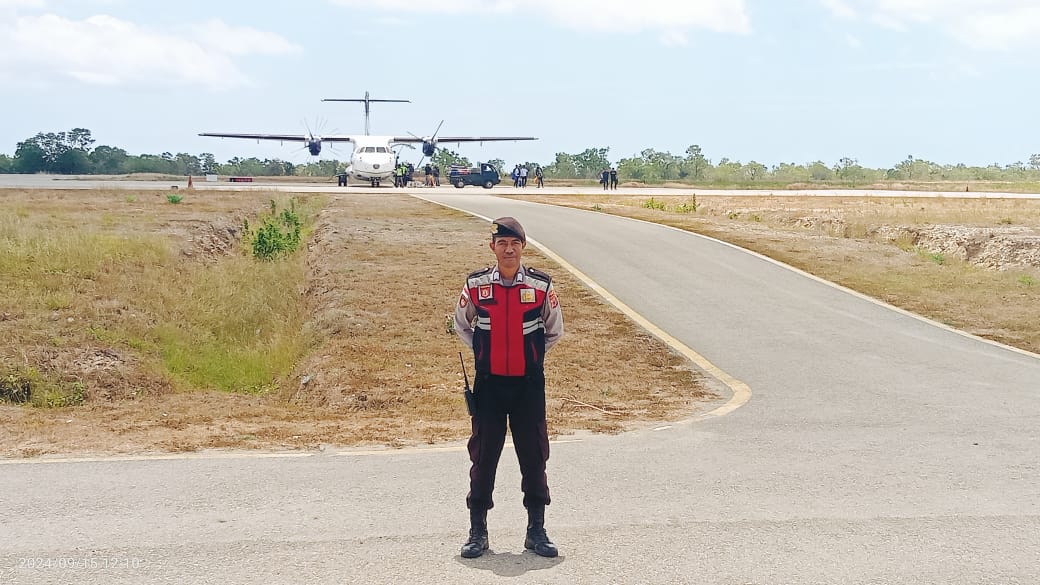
[520,288,536,304]
[478,285,493,300]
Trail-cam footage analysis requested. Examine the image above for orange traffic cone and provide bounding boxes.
[187,175,194,189]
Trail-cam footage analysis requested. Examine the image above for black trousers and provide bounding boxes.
[467,372,550,510]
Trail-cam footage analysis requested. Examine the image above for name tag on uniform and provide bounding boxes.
[520,288,536,304]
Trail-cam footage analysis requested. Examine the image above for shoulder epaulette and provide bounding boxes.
[525,267,552,284]
[467,265,495,280]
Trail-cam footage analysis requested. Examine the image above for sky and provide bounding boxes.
[1,0,1039,170]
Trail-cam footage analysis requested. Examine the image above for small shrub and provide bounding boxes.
[0,367,85,407]
[166,194,183,204]
[243,199,303,261]
[727,212,740,220]
[917,249,945,265]
[1019,275,1036,286]
[37,382,86,408]
[999,217,1014,225]
[675,196,698,213]
[44,293,73,311]
[126,195,138,203]
[0,371,32,403]
[591,204,602,212]
[643,197,666,211]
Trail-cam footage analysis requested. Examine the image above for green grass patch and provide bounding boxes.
[166,194,183,204]
[642,197,666,211]
[0,365,86,408]
[147,257,312,393]
[0,194,322,401]
[914,248,946,265]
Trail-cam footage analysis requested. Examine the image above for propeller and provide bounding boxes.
[409,119,445,168]
[303,118,323,156]
[298,117,344,159]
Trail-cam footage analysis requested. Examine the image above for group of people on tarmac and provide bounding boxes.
[599,167,619,190]
[510,164,544,188]
[393,161,415,188]
[424,163,441,187]
[393,161,442,188]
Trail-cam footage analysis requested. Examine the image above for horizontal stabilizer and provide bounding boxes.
[322,98,410,103]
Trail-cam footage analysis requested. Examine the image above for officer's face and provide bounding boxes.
[491,236,524,271]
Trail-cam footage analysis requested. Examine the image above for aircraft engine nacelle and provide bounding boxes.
[307,139,322,156]
[422,140,436,157]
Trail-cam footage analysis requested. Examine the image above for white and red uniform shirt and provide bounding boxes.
[454,265,563,376]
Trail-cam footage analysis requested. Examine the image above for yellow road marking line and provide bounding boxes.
[413,194,752,424]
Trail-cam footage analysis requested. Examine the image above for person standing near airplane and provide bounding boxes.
[600,168,610,191]
[609,167,618,190]
[454,217,564,560]
[519,165,529,188]
[534,165,544,188]
[394,161,405,187]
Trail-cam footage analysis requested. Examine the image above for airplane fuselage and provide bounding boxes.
[345,136,396,185]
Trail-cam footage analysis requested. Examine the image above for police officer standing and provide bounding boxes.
[454,217,564,559]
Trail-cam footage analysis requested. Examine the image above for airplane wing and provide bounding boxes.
[391,136,537,144]
[198,132,356,143]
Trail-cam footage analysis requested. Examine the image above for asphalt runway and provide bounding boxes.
[2,181,1039,584]
[3,173,1040,198]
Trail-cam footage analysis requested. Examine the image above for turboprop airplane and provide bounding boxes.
[199,92,536,187]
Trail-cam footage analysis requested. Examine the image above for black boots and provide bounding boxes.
[461,505,558,559]
[460,507,489,559]
[524,504,558,558]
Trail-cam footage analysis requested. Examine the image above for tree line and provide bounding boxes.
[535,146,1040,185]
[4,128,1040,185]
[0,128,336,177]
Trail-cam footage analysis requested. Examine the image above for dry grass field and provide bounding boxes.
[0,189,714,458]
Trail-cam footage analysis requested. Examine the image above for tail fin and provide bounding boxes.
[322,91,411,135]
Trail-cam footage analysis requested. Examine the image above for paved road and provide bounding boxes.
[2,192,1039,584]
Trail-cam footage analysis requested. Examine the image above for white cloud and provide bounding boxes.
[0,10,301,90]
[821,0,1040,50]
[820,0,858,20]
[330,0,751,42]
[193,19,302,56]
[952,5,1040,50]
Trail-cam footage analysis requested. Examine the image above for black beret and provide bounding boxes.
[490,217,526,243]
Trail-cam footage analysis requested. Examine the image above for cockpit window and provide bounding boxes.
[376,147,389,153]
[362,147,375,153]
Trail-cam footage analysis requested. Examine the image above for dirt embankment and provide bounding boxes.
[778,215,1040,271]
[874,225,1040,270]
